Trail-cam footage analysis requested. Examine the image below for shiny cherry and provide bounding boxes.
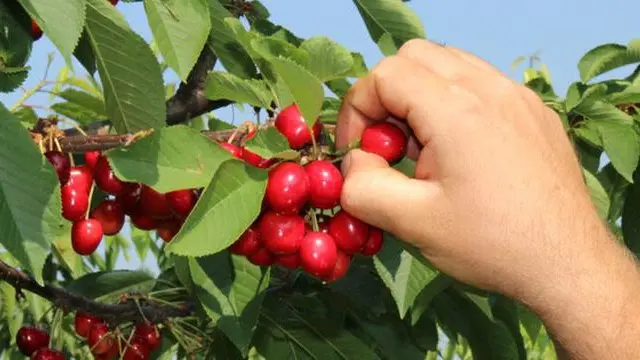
[304,160,343,209]
[74,312,102,338]
[299,232,338,277]
[132,322,161,351]
[219,142,243,159]
[94,156,126,195]
[360,122,408,164]
[247,247,274,266]
[129,209,158,231]
[88,323,113,355]
[66,165,93,194]
[242,131,275,168]
[275,253,300,269]
[264,162,310,214]
[258,211,305,255]
[61,184,89,222]
[16,326,49,356]
[274,104,322,149]
[327,210,369,254]
[322,251,351,282]
[165,189,197,218]
[71,219,103,255]
[90,200,125,236]
[361,227,384,256]
[30,19,43,41]
[229,226,261,256]
[116,183,142,214]
[45,151,70,183]
[122,339,150,360]
[30,348,65,360]
[156,219,181,243]
[109,0,119,5]
[139,185,172,219]
[84,151,101,171]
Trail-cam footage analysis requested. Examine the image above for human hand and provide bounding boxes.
[336,39,640,359]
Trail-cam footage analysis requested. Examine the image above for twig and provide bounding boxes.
[0,259,192,326]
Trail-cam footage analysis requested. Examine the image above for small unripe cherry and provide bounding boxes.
[71,219,104,255]
[61,184,89,222]
[94,156,126,195]
[275,253,300,269]
[304,160,343,209]
[327,210,369,254]
[16,326,49,356]
[361,227,384,256]
[258,211,305,255]
[264,162,310,215]
[45,151,70,183]
[74,312,102,338]
[360,122,408,164]
[139,185,172,219]
[274,104,322,149]
[322,251,351,282]
[132,322,161,351]
[299,232,338,277]
[219,142,243,159]
[90,200,125,236]
[66,165,93,194]
[30,348,65,360]
[84,151,101,171]
[88,323,113,355]
[229,226,261,256]
[247,247,274,266]
[165,189,197,218]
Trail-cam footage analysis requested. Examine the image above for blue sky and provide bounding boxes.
[0,1,638,273]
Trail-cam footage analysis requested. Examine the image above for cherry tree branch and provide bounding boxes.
[0,259,191,326]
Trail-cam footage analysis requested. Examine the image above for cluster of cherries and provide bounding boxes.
[15,312,161,359]
[44,149,199,256]
[29,0,119,41]
[222,104,409,282]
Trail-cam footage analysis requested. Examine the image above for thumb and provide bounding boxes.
[339,149,442,244]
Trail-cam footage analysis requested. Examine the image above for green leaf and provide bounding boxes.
[299,37,354,81]
[0,104,63,284]
[353,0,426,55]
[51,102,108,124]
[56,89,106,115]
[0,2,32,93]
[12,106,39,125]
[17,0,85,63]
[583,168,611,221]
[596,163,630,222]
[209,116,235,131]
[167,160,268,256]
[208,0,257,78]
[107,125,233,193]
[597,122,640,183]
[144,0,211,81]
[491,295,527,359]
[189,253,270,355]
[578,39,640,82]
[325,79,352,99]
[204,71,273,108]
[244,127,290,158]
[52,222,85,278]
[318,98,343,124]
[250,19,304,46]
[85,0,166,133]
[565,82,608,112]
[65,270,156,300]
[73,30,97,74]
[622,171,640,256]
[373,233,439,318]
[250,37,310,67]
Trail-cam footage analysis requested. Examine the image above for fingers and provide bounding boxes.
[340,149,443,243]
[397,39,485,81]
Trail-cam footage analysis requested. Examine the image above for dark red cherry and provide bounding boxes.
[94,156,126,195]
[90,200,125,236]
[139,185,172,219]
[84,151,101,172]
[274,104,322,149]
[275,253,300,269]
[16,326,49,356]
[321,251,351,282]
[132,322,161,351]
[361,227,384,256]
[88,323,113,355]
[360,122,408,164]
[327,210,369,254]
[61,184,89,222]
[74,312,102,338]
[247,247,274,266]
[122,339,149,360]
[109,0,119,5]
[45,151,70,183]
[66,165,94,194]
[299,232,338,277]
[304,160,343,209]
[219,142,243,159]
[30,348,65,360]
[71,219,103,255]
[229,226,261,256]
[264,162,310,215]
[129,209,158,231]
[30,19,43,41]
[165,189,197,218]
[116,183,142,215]
[156,219,181,243]
[258,211,305,255]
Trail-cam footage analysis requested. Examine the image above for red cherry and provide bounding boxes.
[74,312,102,338]
[109,0,119,5]
[264,162,310,214]
[84,151,101,171]
[165,189,197,218]
[322,251,351,282]
[299,232,338,277]
[318,222,330,234]
[229,226,261,256]
[116,183,142,215]
[66,165,94,194]
[45,151,70,183]
[61,184,89,222]
[94,343,119,360]
[327,211,369,254]
[219,142,243,159]
[157,219,181,243]
[94,156,126,195]
[88,323,113,355]
[139,185,172,219]
[71,219,104,255]
[122,339,150,360]
[132,322,161,351]
[361,227,384,256]
[360,122,408,164]
[30,19,43,40]
[129,209,158,231]
[247,247,274,266]
[304,160,343,209]
[275,253,300,269]
[90,200,125,236]
[30,348,65,360]
[242,149,275,169]
[16,326,49,356]
[274,104,322,149]
[258,211,305,255]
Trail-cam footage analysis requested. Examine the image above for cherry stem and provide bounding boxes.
[309,124,319,159]
[85,182,95,219]
[309,209,319,232]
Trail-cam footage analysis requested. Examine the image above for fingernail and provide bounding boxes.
[340,152,352,176]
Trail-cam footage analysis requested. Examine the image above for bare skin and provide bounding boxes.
[335,39,640,360]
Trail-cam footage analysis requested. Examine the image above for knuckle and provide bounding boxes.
[398,38,429,56]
